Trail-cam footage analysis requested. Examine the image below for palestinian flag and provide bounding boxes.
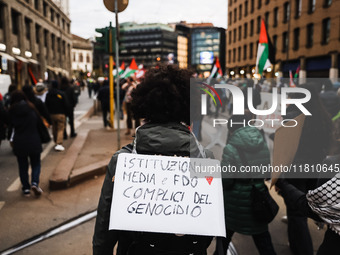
[209,57,223,79]
[255,19,275,75]
[113,61,125,77]
[122,58,138,78]
[289,70,296,87]
[294,65,300,78]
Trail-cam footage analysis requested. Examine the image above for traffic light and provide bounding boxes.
[95,25,116,54]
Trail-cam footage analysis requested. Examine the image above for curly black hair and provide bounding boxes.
[131,65,193,124]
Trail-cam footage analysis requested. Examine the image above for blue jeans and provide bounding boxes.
[16,153,41,191]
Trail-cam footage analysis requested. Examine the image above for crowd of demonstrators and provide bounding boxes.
[93,65,213,255]
[60,77,78,139]
[122,77,140,136]
[8,90,43,197]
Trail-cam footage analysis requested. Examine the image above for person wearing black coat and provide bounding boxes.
[97,80,111,129]
[9,91,43,197]
[45,80,70,151]
[60,77,78,138]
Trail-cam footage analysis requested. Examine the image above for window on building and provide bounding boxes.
[11,9,19,35]
[293,28,300,50]
[35,24,40,43]
[43,1,47,17]
[283,2,290,23]
[322,18,331,44]
[56,14,60,26]
[251,0,254,13]
[25,18,31,40]
[249,43,253,59]
[229,11,232,25]
[79,53,83,62]
[295,0,302,18]
[229,31,232,44]
[238,26,242,41]
[73,53,76,62]
[244,23,248,38]
[25,0,29,3]
[306,23,313,48]
[324,0,332,7]
[0,4,4,29]
[233,48,236,62]
[282,31,288,52]
[57,38,60,52]
[250,19,254,36]
[67,24,70,33]
[265,12,269,28]
[265,0,270,4]
[245,1,248,16]
[50,8,54,22]
[51,34,55,50]
[228,50,231,63]
[273,7,278,27]
[238,47,241,61]
[233,29,237,43]
[258,0,262,9]
[273,35,277,53]
[34,0,39,10]
[234,8,237,22]
[44,29,48,47]
[86,54,90,63]
[62,19,65,30]
[257,16,261,34]
[239,5,242,20]
[243,45,247,60]
[308,0,315,13]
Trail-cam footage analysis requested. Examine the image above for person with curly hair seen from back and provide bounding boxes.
[93,65,213,255]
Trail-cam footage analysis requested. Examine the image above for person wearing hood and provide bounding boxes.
[93,65,213,255]
[33,81,48,103]
[9,90,43,197]
[217,112,276,255]
[45,80,70,151]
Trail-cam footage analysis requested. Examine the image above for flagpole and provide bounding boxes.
[115,0,121,149]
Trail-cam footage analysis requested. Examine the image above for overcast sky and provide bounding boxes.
[70,0,228,39]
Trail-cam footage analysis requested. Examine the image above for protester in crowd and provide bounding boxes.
[97,80,111,129]
[22,84,51,127]
[281,83,333,255]
[4,84,17,110]
[45,80,69,152]
[60,77,78,139]
[0,96,8,146]
[319,79,340,118]
[216,112,277,255]
[93,65,213,255]
[33,81,48,103]
[275,171,340,254]
[8,91,43,197]
[122,77,140,135]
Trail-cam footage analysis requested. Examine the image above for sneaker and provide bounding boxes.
[54,144,65,151]
[23,189,31,197]
[31,185,43,197]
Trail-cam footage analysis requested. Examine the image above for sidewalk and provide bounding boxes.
[0,112,134,253]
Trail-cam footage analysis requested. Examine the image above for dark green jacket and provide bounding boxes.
[222,126,270,235]
[92,122,212,255]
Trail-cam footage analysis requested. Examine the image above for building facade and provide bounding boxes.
[0,0,72,87]
[119,22,178,67]
[227,0,340,79]
[71,34,93,77]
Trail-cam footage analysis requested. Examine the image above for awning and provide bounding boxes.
[28,58,39,65]
[15,56,28,63]
[46,65,57,72]
[0,52,17,62]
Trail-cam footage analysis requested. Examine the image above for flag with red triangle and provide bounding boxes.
[208,57,223,82]
[122,58,138,78]
[255,19,273,75]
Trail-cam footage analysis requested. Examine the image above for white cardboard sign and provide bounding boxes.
[109,153,226,237]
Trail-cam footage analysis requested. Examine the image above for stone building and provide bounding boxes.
[71,34,93,78]
[226,0,340,79]
[0,0,72,87]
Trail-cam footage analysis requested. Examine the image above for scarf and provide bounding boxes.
[306,173,340,235]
